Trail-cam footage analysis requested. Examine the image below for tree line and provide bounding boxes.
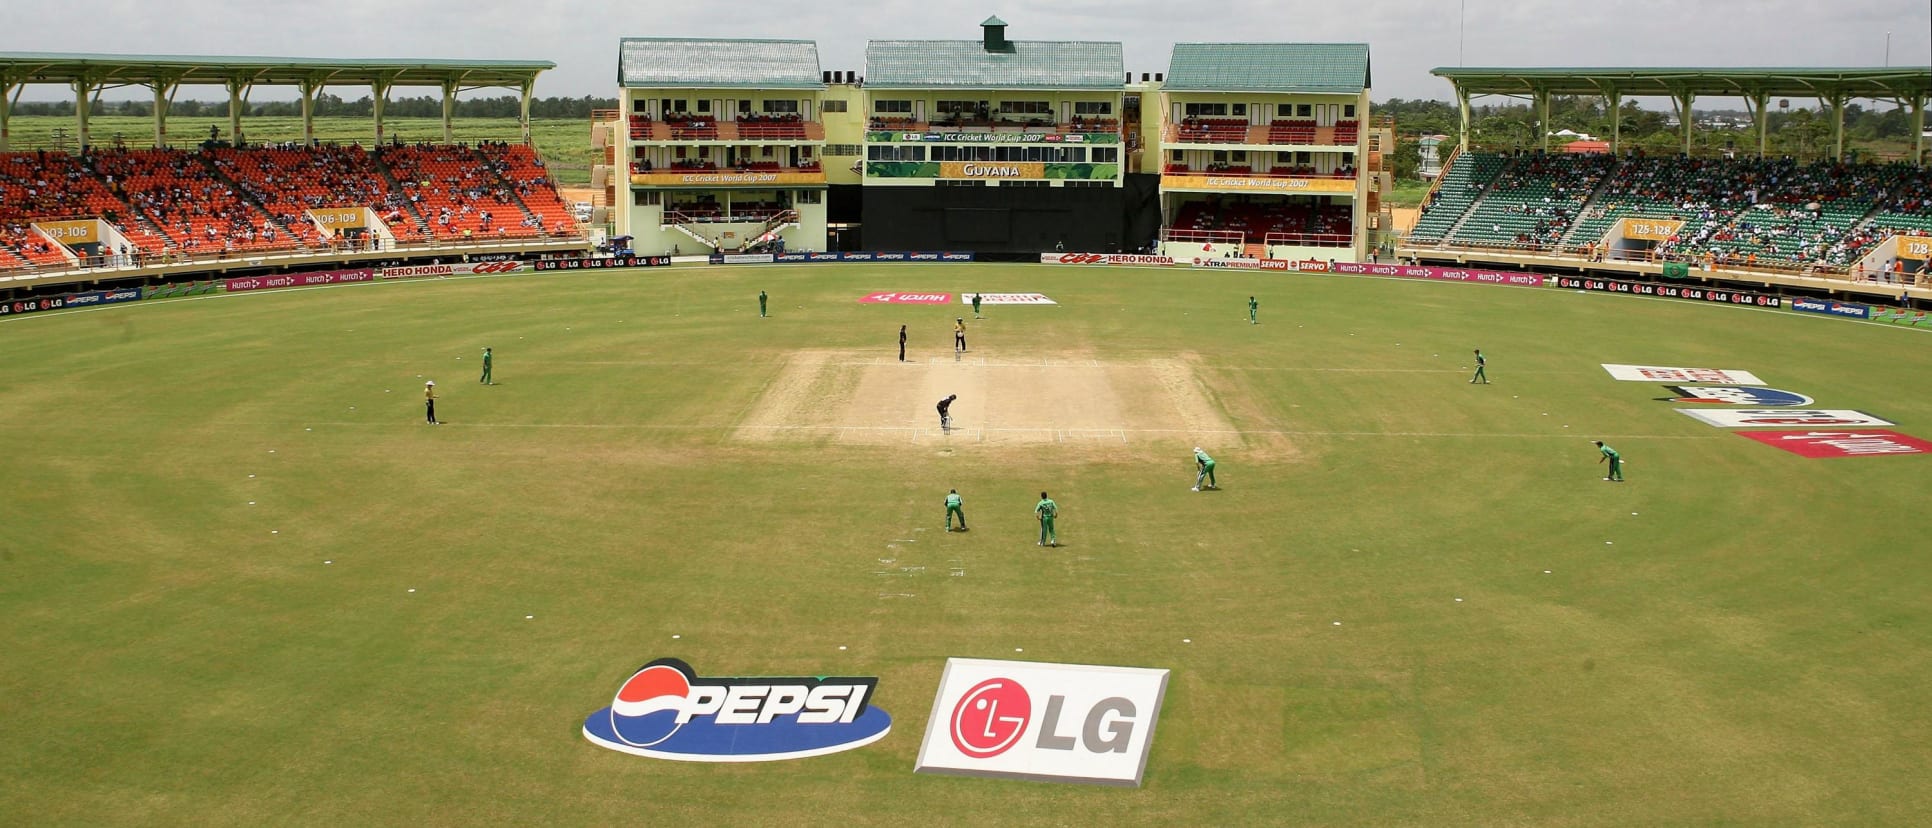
[1377,96,1923,179]
[10,95,621,119]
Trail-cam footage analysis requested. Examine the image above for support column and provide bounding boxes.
[1829,93,1847,161]
[1908,94,1924,166]
[74,79,94,152]
[150,81,177,149]
[0,81,14,153]
[1606,89,1621,155]
[441,81,457,144]
[519,79,534,144]
[227,78,247,146]
[1670,90,1695,155]
[1456,84,1471,152]
[1536,88,1550,152]
[1746,90,1769,158]
[373,79,390,145]
[300,80,320,146]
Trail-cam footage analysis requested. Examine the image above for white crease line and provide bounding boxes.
[215,421,1719,440]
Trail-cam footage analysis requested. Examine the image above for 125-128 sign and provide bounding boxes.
[1551,276,1781,307]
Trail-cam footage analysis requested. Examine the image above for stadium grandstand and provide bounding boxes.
[596,20,1386,257]
[1156,42,1384,262]
[603,38,832,256]
[1403,66,1932,301]
[0,52,588,294]
[859,18,1132,253]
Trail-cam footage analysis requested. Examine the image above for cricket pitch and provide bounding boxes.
[734,349,1243,448]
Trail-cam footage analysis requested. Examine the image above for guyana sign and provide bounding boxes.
[866,162,1118,181]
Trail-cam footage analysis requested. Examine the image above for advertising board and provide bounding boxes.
[914,658,1168,787]
[1675,409,1895,428]
[582,658,891,762]
[532,255,672,270]
[1331,262,1545,287]
[1601,364,1766,385]
[1550,275,1781,307]
[1039,253,1177,266]
[1736,430,1932,458]
[1789,297,1872,319]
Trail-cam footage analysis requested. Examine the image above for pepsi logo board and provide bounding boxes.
[582,658,891,762]
[1736,430,1932,458]
[1602,364,1765,385]
[1675,409,1895,428]
[1663,386,1814,407]
[915,658,1169,787]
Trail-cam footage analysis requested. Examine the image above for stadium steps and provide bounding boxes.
[664,220,713,250]
[1439,155,1517,241]
[368,156,435,237]
[76,155,178,250]
[464,146,545,229]
[191,153,315,252]
[1556,160,1627,251]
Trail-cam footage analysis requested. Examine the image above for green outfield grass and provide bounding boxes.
[4,116,597,184]
[2,265,1929,825]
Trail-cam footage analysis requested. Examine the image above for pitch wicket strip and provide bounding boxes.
[229,421,1723,440]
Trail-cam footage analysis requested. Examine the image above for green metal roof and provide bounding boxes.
[981,15,1007,26]
[1433,67,1932,100]
[1164,43,1371,94]
[0,52,553,89]
[865,40,1123,90]
[618,38,824,89]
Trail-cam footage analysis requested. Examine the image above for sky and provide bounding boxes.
[8,0,1930,104]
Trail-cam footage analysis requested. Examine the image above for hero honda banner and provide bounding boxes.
[380,261,526,280]
[1550,275,1782,307]
[1040,253,1177,266]
[914,658,1169,787]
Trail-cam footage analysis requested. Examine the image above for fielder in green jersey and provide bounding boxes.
[1470,349,1488,384]
[1035,492,1058,547]
[1594,440,1624,481]
[945,489,968,531]
[1248,296,1258,325]
[1193,447,1217,490]
[972,293,983,319]
[758,290,768,318]
[479,347,493,385]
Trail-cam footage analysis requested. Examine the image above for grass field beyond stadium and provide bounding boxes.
[2,264,1930,825]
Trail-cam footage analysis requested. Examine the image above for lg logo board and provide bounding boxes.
[581,658,891,762]
[915,658,1169,787]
